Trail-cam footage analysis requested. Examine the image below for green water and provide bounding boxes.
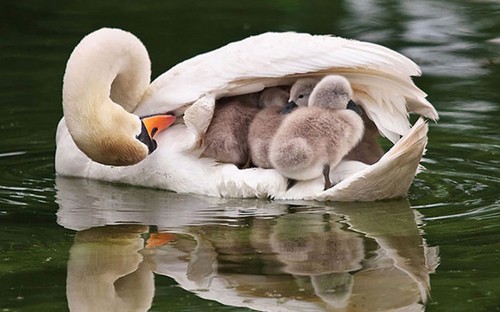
[1,1,499,311]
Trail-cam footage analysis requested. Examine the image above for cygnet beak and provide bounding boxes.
[281,101,299,114]
[137,113,176,154]
[346,100,363,116]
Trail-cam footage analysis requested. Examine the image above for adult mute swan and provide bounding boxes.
[55,28,438,201]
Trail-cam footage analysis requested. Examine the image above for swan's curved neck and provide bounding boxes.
[62,28,152,165]
[63,28,151,115]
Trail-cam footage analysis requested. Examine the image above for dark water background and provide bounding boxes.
[0,1,499,311]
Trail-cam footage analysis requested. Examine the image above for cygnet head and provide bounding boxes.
[289,78,321,107]
[259,87,289,109]
[309,75,353,110]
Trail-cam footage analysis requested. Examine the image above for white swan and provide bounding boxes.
[56,28,438,201]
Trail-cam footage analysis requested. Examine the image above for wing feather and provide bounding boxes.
[135,32,437,142]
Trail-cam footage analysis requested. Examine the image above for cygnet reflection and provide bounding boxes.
[270,213,364,275]
[269,213,364,308]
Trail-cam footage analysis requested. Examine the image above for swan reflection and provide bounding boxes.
[56,177,439,311]
[66,225,154,312]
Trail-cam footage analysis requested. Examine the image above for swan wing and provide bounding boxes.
[136,32,437,142]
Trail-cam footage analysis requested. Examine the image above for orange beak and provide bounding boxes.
[146,233,176,248]
[141,113,176,139]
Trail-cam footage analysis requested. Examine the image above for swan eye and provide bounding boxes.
[298,95,304,99]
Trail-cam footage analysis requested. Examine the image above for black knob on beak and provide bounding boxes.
[346,100,363,116]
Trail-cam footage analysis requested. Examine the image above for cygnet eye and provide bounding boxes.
[298,95,305,99]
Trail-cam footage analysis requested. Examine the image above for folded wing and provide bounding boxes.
[136,32,438,143]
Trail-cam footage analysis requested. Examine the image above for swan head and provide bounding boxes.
[137,113,177,153]
[62,28,177,167]
[66,103,176,166]
[309,75,353,110]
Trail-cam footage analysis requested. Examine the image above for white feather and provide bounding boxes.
[135,32,437,145]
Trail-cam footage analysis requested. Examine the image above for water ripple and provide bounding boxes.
[0,151,27,158]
